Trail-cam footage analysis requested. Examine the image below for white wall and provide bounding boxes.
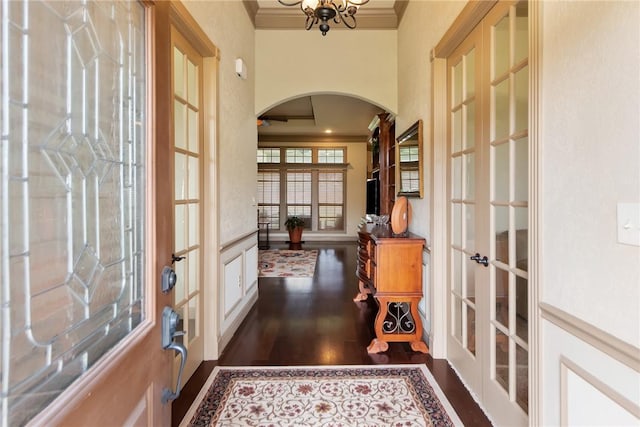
[184,0,257,245]
[540,1,640,424]
[258,140,367,239]
[255,29,397,114]
[540,0,640,347]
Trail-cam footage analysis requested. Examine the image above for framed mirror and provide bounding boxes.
[396,119,423,198]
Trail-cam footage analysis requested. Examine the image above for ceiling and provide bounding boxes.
[248,1,405,142]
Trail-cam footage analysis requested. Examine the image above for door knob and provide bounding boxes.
[470,253,489,267]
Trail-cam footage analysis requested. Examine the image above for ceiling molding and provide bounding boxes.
[243,0,259,27]
[259,134,369,143]
[255,7,398,30]
[394,0,409,26]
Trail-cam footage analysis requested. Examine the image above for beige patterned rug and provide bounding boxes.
[179,365,463,426]
[258,249,318,278]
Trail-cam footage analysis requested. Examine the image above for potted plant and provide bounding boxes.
[284,216,305,244]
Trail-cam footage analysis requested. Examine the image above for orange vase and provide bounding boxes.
[288,226,303,243]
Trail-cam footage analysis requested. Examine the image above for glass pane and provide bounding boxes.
[187,59,198,105]
[495,266,510,327]
[188,203,199,248]
[188,108,198,153]
[494,206,510,264]
[175,305,186,347]
[493,15,510,77]
[174,47,185,97]
[516,343,529,413]
[174,100,187,150]
[175,255,186,303]
[174,152,187,200]
[188,155,199,199]
[453,296,462,343]
[1,3,147,421]
[175,204,186,252]
[188,295,198,343]
[493,78,510,141]
[465,203,475,251]
[516,275,528,341]
[465,48,475,99]
[495,328,510,393]
[452,156,462,199]
[514,137,528,202]
[514,66,529,133]
[514,2,528,65]
[465,101,476,150]
[464,152,475,199]
[453,60,463,106]
[515,208,528,268]
[453,203,462,247]
[453,249,462,294]
[466,250,476,299]
[466,304,476,356]
[453,108,463,152]
[494,142,510,202]
[188,248,199,295]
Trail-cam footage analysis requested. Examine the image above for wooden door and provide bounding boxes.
[6,1,176,425]
[446,1,529,425]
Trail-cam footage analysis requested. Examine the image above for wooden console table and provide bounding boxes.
[354,223,429,354]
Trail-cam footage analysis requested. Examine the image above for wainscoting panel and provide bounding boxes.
[218,232,259,352]
[541,304,640,426]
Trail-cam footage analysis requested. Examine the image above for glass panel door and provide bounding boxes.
[172,27,204,384]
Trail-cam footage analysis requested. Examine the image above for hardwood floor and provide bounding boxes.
[172,241,492,426]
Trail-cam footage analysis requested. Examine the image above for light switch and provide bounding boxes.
[617,203,640,246]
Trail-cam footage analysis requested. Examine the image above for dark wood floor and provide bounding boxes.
[172,241,491,426]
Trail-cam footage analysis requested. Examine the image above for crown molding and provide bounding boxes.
[259,134,368,143]
[255,7,398,30]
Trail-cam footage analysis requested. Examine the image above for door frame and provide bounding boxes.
[430,0,542,424]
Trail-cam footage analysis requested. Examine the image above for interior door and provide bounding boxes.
[3,1,176,425]
[171,26,205,383]
[447,1,529,425]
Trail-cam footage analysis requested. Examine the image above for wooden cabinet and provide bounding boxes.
[354,223,428,353]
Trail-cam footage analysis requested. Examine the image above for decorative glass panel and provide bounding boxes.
[493,78,510,141]
[514,66,529,133]
[465,101,476,150]
[465,48,475,98]
[514,137,528,202]
[495,266,510,327]
[514,2,528,65]
[453,60,463,106]
[493,15,510,77]
[494,142,510,202]
[516,275,528,341]
[466,304,476,356]
[516,343,529,412]
[453,296,462,342]
[453,108,463,152]
[495,328,510,392]
[1,1,146,425]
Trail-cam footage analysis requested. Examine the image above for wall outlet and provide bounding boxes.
[617,203,640,246]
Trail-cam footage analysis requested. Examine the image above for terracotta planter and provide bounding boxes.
[288,226,303,243]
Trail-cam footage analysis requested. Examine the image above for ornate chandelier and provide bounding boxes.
[277,0,371,36]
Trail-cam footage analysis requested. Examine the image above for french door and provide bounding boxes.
[171,26,205,384]
[447,1,529,425]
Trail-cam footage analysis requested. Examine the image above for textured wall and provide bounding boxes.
[183,0,257,245]
[397,0,465,242]
[255,29,397,115]
[540,0,640,346]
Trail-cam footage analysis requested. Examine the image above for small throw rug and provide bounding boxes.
[258,249,318,278]
[179,365,463,427]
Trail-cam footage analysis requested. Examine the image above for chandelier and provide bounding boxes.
[277,0,371,36]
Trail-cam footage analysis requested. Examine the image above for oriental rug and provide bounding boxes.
[179,365,463,427]
[258,249,318,278]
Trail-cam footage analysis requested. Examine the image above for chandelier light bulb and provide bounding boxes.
[278,0,370,35]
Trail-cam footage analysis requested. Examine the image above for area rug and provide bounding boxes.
[258,249,318,278]
[179,365,463,427]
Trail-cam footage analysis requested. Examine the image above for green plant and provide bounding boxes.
[284,216,305,231]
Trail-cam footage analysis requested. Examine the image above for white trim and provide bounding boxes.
[540,303,640,373]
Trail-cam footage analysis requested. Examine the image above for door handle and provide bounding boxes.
[161,306,188,404]
[470,253,489,267]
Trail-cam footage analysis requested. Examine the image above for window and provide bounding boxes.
[257,148,280,163]
[257,147,346,232]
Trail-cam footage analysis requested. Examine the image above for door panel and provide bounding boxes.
[447,1,529,425]
[5,1,175,425]
[171,27,205,384]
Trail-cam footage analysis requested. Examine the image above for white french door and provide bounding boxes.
[447,1,529,425]
[171,26,204,384]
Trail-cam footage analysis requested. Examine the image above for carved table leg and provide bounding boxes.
[352,280,370,302]
[367,338,389,353]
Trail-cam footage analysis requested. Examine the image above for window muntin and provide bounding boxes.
[257,148,280,163]
[318,149,344,164]
[285,148,312,163]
